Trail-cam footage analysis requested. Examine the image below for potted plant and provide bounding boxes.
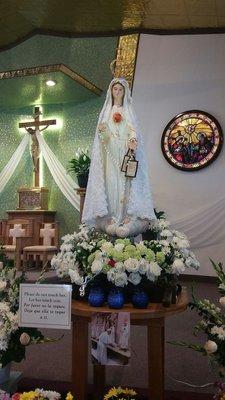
[67,149,91,188]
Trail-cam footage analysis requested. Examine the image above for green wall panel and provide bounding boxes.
[0,35,117,239]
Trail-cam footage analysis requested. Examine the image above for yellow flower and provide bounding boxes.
[66,392,73,400]
[20,391,39,400]
[104,387,136,400]
[123,389,137,396]
[104,387,119,400]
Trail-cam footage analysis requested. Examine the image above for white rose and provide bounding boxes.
[101,241,113,252]
[124,258,139,272]
[185,257,195,268]
[128,272,142,285]
[219,297,225,307]
[91,260,103,274]
[107,269,116,283]
[20,332,31,346]
[114,262,125,272]
[158,219,170,229]
[159,239,170,247]
[180,248,189,257]
[139,258,149,274]
[172,258,185,274]
[149,262,162,277]
[204,340,218,354]
[95,251,103,260]
[114,272,128,287]
[114,243,125,252]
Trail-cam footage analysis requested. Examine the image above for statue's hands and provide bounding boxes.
[128,137,137,151]
[98,122,107,132]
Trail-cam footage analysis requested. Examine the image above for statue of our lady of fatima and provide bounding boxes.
[82,75,156,238]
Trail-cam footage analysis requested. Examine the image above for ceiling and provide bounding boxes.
[1,0,225,52]
[0,70,100,108]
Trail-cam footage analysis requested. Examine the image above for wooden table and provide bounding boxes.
[71,289,188,400]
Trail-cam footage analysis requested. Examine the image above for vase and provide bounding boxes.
[107,288,124,309]
[77,174,89,188]
[0,363,11,384]
[132,289,149,308]
[88,287,105,307]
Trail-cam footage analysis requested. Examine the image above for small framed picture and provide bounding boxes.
[91,312,130,366]
[161,110,223,171]
[125,159,138,178]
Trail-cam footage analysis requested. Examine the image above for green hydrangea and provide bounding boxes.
[112,251,125,262]
[115,238,131,246]
[125,244,136,253]
[145,249,155,262]
[122,251,130,261]
[97,239,107,247]
[132,250,142,260]
[87,253,95,264]
[156,251,166,265]
[102,263,111,273]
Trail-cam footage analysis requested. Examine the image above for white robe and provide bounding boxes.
[97,331,111,365]
[82,78,156,229]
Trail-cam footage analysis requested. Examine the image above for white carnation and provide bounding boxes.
[35,389,61,400]
[68,269,84,285]
[211,325,225,340]
[161,229,173,238]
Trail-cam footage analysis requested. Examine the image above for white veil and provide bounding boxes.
[82,78,156,226]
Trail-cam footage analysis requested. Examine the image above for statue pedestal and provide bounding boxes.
[76,188,86,221]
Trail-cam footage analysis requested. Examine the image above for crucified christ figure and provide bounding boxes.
[25,125,48,173]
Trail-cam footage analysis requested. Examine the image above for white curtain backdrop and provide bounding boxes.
[172,197,225,250]
[36,131,80,211]
[0,134,29,194]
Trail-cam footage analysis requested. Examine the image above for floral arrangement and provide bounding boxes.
[0,249,55,367]
[0,389,73,400]
[51,217,199,293]
[170,260,225,377]
[104,386,137,400]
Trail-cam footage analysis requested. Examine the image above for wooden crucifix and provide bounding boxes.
[19,106,56,187]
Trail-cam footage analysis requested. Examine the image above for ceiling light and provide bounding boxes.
[45,80,56,87]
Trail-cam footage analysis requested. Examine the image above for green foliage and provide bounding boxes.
[67,151,91,176]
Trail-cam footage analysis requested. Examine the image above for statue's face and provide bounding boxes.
[112,83,124,103]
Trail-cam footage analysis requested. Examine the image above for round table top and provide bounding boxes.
[71,287,188,320]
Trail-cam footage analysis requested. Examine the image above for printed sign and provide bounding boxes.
[19,284,72,329]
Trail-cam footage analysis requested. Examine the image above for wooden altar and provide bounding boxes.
[71,289,188,400]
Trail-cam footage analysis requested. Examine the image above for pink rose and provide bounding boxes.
[19,332,31,346]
